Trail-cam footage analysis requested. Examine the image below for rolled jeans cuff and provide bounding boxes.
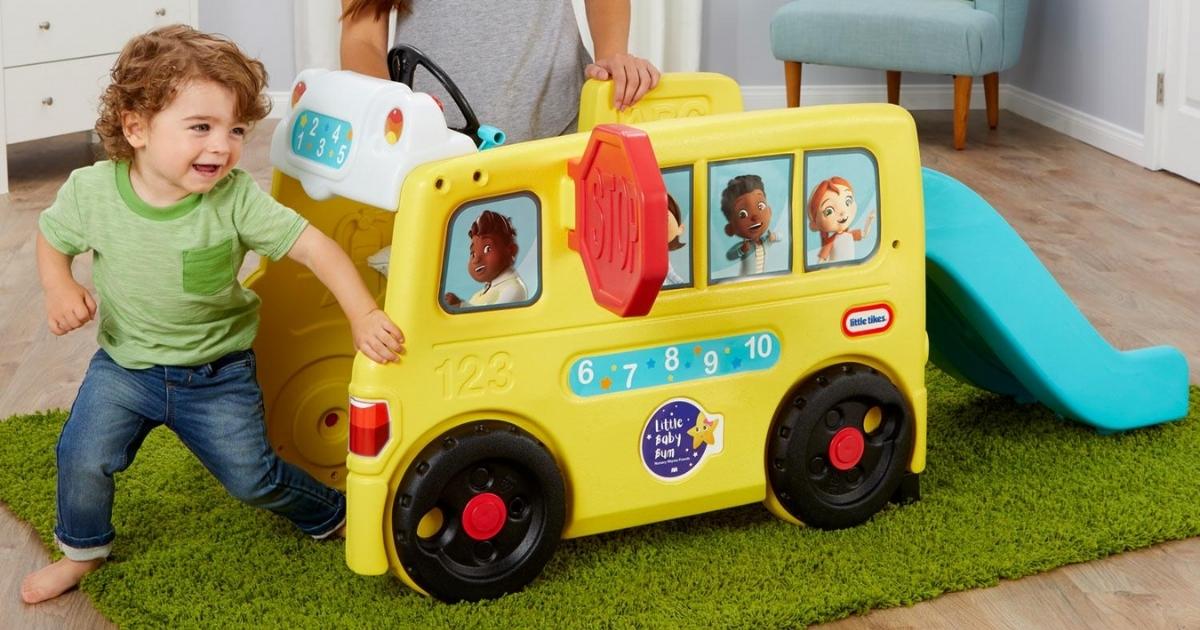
[311,514,346,540]
[56,536,111,562]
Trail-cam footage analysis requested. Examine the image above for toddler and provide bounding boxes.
[21,25,404,604]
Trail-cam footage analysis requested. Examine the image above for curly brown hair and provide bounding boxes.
[96,24,270,161]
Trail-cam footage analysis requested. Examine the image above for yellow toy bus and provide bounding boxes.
[251,68,927,602]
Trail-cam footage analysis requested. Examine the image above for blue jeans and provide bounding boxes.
[54,349,346,561]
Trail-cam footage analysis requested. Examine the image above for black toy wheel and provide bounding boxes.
[392,422,566,602]
[767,363,915,530]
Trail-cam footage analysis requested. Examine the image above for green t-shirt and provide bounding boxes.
[39,161,308,369]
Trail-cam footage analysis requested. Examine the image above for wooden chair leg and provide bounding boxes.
[984,72,999,129]
[887,71,901,105]
[953,75,972,150]
[785,61,802,107]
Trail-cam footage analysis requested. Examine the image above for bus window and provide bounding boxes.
[662,166,694,290]
[803,148,881,270]
[440,193,542,313]
[707,155,794,283]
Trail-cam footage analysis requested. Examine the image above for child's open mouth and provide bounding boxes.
[837,216,849,224]
[474,265,487,274]
[193,164,221,176]
[749,222,763,230]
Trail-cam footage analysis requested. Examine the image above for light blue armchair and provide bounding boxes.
[770,0,1030,149]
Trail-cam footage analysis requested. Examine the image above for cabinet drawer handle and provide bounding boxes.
[42,97,54,106]
[38,21,51,31]
[155,8,166,16]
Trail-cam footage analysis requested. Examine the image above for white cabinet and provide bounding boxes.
[0,0,197,194]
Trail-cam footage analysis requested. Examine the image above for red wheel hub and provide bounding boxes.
[461,493,506,541]
[828,427,865,471]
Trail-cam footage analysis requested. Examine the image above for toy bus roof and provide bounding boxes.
[269,69,477,211]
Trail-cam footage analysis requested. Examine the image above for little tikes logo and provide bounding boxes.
[842,303,894,337]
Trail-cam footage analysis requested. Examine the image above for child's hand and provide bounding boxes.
[586,53,661,111]
[45,282,96,336]
[444,292,462,307]
[351,308,405,364]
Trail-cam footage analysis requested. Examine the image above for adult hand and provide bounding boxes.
[586,52,661,111]
[351,308,405,364]
[45,281,96,336]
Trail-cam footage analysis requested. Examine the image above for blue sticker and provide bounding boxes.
[569,332,780,397]
[290,110,353,169]
[641,398,724,481]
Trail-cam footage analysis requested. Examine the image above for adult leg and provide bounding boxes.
[23,351,162,603]
[169,352,345,537]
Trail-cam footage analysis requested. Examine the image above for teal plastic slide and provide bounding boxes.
[922,168,1190,431]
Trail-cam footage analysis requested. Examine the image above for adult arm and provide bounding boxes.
[339,0,391,79]
[584,0,661,110]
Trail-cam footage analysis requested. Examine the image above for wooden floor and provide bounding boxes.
[1,111,1197,628]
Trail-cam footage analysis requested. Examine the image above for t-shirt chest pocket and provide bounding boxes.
[182,238,235,295]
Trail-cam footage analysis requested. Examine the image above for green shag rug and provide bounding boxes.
[2,369,1198,628]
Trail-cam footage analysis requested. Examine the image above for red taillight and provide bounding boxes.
[384,107,403,144]
[291,81,306,107]
[349,398,389,457]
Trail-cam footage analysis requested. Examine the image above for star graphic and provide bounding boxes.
[693,345,703,355]
[600,376,612,390]
[646,358,656,369]
[684,361,691,369]
[687,415,720,449]
[731,357,742,369]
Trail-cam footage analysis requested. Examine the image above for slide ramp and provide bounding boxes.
[922,168,1189,431]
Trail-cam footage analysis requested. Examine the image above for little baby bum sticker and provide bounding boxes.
[641,398,724,481]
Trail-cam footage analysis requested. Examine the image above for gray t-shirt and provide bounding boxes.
[393,0,589,143]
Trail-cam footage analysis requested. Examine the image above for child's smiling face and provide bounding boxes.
[728,188,771,241]
[124,79,248,204]
[468,234,514,283]
[812,185,857,234]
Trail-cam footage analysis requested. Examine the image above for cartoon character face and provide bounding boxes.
[687,415,721,449]
[666,205,686,246]
[725,188,772,241]
[810,184,857,234]
[467,234,516,283]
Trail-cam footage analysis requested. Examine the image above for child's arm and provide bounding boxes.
[286,226,405,363]
[36,232,96,336]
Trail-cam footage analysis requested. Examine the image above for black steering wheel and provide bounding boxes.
[387,44,497,148]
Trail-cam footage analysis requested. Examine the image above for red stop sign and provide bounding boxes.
[568,124,667,317]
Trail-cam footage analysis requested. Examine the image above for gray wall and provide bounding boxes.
[700,0,946,88]
[199,0,296,91]
[200,0,1151,133]
[1006,0,1148,132]
[700,0,1150,134]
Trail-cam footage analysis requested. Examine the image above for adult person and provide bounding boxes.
[340,0,660,143]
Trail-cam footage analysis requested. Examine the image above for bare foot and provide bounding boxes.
[20,557,105,604]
